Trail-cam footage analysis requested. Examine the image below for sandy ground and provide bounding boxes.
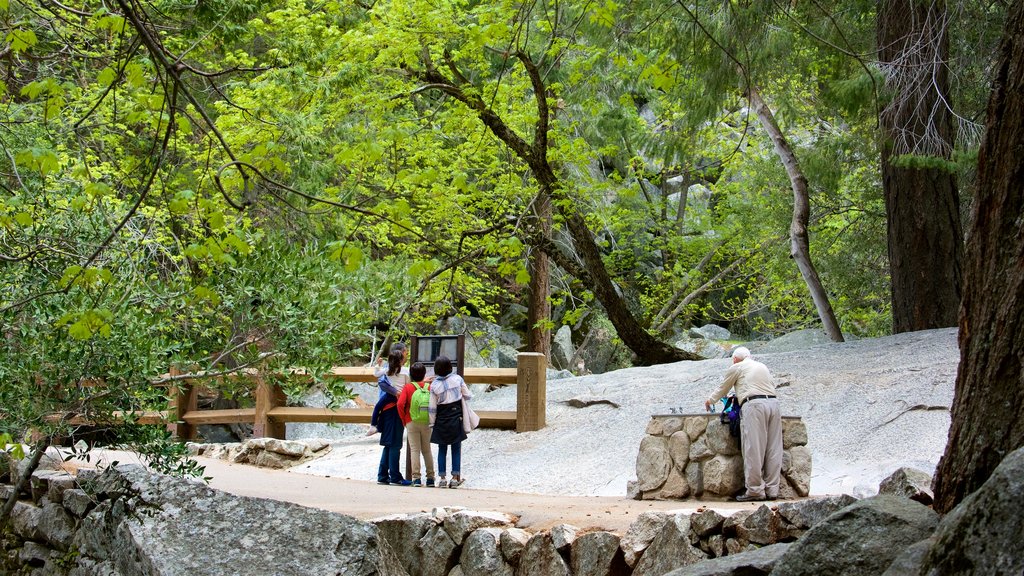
[67,450,762,533]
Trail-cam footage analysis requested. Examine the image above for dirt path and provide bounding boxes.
[69,451,761,534]
[203,457,771,533]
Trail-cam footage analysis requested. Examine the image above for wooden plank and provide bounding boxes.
[182,408,256,425]
[266,407,517,429]
[51,411,169,426]
[320,366,518,385]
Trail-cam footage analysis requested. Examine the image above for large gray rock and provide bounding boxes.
[551,325,575,371]
[782,446,812,497]
[73,464,408,575]
[549,524,578,552]
[689,324,731,341]
[775,495,858,529]
[373,512,438,576]
[667,431,691,473]
[10,500,43,540]
[917,446,1024,576]
[689,508,726,539]
[878,467,934,506]
[770,495,938,576]
[665,543,792,576]
[781,419,808,449]
[632,513,707,576]
[515,533,569,576]
[881,537,934,576]
[635,436,670,491]
[674,338,729,360]
[420,524,459,576]
[576,317,632,375]
[499,528,531,566]
[37,501,77,551]
[702,455,744,496]
[461,528,514,576]
[444,510,518,546]
[658,467,691,499]
[620,511,670,567]
[704,420,740,456]
[570,531,626,576]
[734,505,785,546]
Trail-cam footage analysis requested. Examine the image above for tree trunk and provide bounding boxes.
[527,189,552,360]
[748,87,845,342]
[532,165,693,365]
[932,1,1024,514]
[877,0,963,333]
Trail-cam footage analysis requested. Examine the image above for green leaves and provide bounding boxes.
[56,308,114,340]
[14,148,60,177]
[5,27,37,53]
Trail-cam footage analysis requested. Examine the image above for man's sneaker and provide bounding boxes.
[411,479,422,487]
[393,479,412,487]
[449,476,464,489]
[376,480,389,485]
[436,478,448,488]
[425,478,436,487]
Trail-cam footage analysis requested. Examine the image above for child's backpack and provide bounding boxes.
[409,381,431,424]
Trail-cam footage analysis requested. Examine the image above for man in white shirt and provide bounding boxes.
[705,346,783,502]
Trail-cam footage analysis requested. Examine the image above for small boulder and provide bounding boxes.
[878,467,934,505]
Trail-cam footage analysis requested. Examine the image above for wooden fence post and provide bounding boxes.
[167,367,197,441]
[253,375,286,439]
[516,352,546,432]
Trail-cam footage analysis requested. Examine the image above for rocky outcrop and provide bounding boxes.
[186,437,331,469]
[633,415,809,500]
[3,464,405,575]
[769,495,938,576]
[915,446,1024,576]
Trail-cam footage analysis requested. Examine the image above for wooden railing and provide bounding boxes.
[164,352,547,440]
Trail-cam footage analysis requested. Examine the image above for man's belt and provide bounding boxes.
[742,394,776,406]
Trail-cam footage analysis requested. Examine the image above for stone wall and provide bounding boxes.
[629,414,810,500]
[1,465,857,576]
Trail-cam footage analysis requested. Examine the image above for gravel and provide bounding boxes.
[290,328,958,499]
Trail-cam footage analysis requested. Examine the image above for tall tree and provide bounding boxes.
[877,0,964,333]
[932,0,1024,514]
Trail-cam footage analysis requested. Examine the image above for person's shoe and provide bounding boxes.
[376,480,389,485]
[734,493,766,502]
[393,479,412,486]
[449,476,464,489]
[365,426,378,436]
[411,479,422,487]
[436,477,448,488]
[766,494,779,501]
[425,478,436,487]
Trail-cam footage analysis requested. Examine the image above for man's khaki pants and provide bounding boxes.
[740,398,783,498]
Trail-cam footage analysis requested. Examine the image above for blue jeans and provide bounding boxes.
[377,445,403,483]
[437,442,461,477]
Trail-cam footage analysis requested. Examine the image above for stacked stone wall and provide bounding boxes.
[629,414,810,500]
